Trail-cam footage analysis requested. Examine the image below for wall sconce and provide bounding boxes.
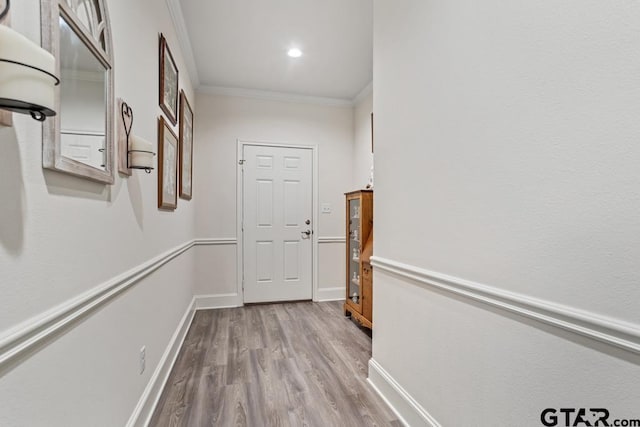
[0,0,60,121]
[121,101,155,173]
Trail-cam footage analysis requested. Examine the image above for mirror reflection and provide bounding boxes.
[71,0,104,48]
[59,16,107,170]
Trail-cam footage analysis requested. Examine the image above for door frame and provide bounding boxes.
[236,139,320,304]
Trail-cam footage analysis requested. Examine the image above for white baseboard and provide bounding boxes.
[127,297,196,427]
[367,358,441,427]
[315,286,345,302]
[195,293,243,309]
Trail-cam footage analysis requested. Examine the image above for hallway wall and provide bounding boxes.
[0,0,197,425]
[193,93,355,304]
[353,90,373,189]
[371,0,640,425]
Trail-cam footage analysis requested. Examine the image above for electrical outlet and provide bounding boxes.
[321,203,332,214]
[139,346,146,375]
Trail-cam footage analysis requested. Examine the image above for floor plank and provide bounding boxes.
[149,301,399,426]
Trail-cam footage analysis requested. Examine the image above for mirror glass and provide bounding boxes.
[58,16,107,170]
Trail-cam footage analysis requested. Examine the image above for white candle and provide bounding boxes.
[130,151,154,169]
[0,25,56,112]
[129,135,155,169]
[130,134,153,152]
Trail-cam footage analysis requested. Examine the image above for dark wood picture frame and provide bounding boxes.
[179,90,194,200]
[159,34,178,125]
[157,117,178,210]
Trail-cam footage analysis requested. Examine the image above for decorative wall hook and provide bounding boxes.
[121,101,155,173]
[121,101,133,141]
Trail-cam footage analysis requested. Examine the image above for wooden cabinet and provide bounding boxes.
[344,190,373,329]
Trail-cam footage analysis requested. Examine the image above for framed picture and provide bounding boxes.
[159,34,178,125]
[179,90,194,200]
[157,117,178,210]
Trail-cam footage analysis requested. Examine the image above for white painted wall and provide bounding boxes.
[193,93,354,301]
[0,0,196,425]
[372,0,640,425]
[353,90,373,189]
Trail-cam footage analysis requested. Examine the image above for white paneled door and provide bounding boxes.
[60,132,105,169]
[242,144,313,303]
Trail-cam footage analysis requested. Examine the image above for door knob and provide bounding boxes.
[301,229,312,239]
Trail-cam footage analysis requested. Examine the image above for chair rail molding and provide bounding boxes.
[194,237,237,245]
[318,236,346,244]
[0,240,197,367]
[371,256,640,355]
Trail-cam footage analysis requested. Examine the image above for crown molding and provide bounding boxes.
[164,0,372,107]
[197,85,355,107]
[353,81,373,106]
[164,0,200,87]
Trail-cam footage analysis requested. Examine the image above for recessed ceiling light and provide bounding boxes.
[287,48,302,58]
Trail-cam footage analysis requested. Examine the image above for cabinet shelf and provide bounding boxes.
[344,189,373,330]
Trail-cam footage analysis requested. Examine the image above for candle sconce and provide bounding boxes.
[121,101,155,174]
[0,0,60,122]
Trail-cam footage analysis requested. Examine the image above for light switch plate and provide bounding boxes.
[321,203,332,214]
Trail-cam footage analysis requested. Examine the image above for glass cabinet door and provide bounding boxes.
[348,197,361,307]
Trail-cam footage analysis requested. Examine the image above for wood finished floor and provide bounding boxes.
[149,301,400,427]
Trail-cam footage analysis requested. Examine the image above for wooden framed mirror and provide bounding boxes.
[41,0,115,184]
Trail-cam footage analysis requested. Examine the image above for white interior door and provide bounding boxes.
[61,131,105,169]
[242,144,313,303]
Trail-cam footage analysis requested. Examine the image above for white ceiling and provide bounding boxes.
[176,0,373,102]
